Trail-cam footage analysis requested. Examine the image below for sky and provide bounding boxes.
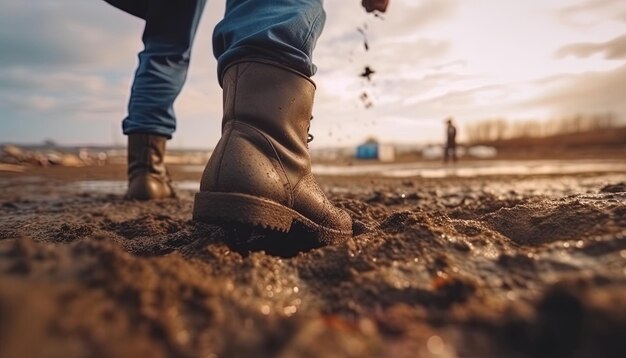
[0,0,625,148]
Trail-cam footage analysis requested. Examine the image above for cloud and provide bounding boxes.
[525,64,626,117]
[317,0,458,60]
[24,96,58,111]
[0,0,142,69]
[314,1,458,118]
[560,0,618,14]
[380,83,520,122]
[380,38,450,60]
[0,0,224,147]
[1,0,624,147]
[322,0,458,38]
[556,34,626,59]
[394,64,626,122]
[0,68,109,93]
[373,0,459,36]
[557,0,626,26]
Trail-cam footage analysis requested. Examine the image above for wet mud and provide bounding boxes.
[0,168,625,357]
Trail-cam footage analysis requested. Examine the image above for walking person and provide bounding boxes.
[444,117,457,164]
[105,0,390,243]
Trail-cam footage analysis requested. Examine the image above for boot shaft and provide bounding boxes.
[127,134,168,178]
[201,62,318,200]
[126,134,174,200]
[221,61,315,163]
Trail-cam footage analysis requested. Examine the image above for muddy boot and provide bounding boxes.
[126,134,175,200]
[193,61,352,244]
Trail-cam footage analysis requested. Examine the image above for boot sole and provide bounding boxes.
[192,192,352,241]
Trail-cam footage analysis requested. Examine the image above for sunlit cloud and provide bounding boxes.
[557,0,626,27]
[525,64,626,116]
[556,33,626,59]
[0,0,625,147]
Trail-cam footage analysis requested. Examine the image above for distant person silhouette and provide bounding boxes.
[444,117,457,164]
[103,0,390,244]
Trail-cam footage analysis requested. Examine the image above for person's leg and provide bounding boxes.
[122,0,207,138]
[122,0,206,200]
[194,0,353,244]
[213,0,325,83]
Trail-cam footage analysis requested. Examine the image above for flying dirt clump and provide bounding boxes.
[360,66,375,81]
[355,16,383,109]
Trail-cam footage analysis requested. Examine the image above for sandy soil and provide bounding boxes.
[0,164,625,358]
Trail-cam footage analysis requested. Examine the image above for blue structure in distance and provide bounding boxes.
[356,141,379,160]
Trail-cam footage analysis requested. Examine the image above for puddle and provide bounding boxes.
[74,180,199,194]
[57,159,626,196]
[315,159,626,178]
[183,159,626,178]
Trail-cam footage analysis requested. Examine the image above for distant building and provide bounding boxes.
[356,142,377,159]
[355,138,395,162]
[467,145,497,158]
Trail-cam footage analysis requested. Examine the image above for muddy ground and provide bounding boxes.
[0,165,625,358]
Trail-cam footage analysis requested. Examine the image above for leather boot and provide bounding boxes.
[126,134,175,200]
[193,61,352,244]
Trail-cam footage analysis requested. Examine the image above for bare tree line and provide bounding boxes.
[465,113,623,144]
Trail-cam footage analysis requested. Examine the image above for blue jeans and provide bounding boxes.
[106,0,326,138]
